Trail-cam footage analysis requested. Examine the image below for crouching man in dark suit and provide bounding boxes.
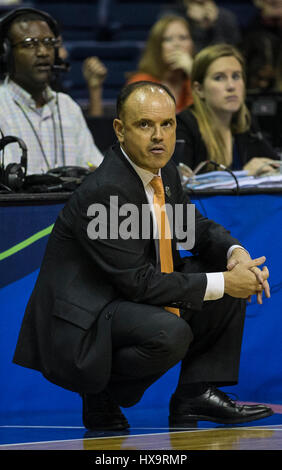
[13,81,273,430]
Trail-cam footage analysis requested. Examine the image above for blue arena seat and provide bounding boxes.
[31,2,104,40]
[108,2,163,41]
[65,40,144,103]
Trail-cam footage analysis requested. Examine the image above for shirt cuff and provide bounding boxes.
[227,245,250,259]
[204,246,250,301]
[204,272,225,301]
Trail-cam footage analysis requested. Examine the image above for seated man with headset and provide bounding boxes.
[0,7,103,179]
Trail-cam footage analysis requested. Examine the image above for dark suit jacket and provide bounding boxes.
[174,108,279,170]
[13,144,241,394]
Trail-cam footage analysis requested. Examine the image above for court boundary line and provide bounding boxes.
[1,424,282,448]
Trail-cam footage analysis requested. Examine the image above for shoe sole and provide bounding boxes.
[83,420,130,431]
[169,408,274,426]
[84,424,130,431]
[83,413,130,431]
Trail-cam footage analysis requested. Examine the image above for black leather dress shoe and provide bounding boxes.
[82,391,130,431]
[169,386,274,427]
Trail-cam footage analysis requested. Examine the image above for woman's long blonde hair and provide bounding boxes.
[136,15,192,79]
[191,44,251,165]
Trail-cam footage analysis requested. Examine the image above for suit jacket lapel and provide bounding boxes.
[109,144,149,205]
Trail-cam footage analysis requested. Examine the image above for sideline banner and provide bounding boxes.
[0,194,281,415]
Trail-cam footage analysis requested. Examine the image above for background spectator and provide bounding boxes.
[242,1,282,93]
[0,8,103,174]
[248,0,282,41]
[174,44,280,175]
[166,0,241,53]
[241,31,281,92]
[127,15,194,113]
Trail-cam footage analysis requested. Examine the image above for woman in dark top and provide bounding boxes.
[174,44,279,175]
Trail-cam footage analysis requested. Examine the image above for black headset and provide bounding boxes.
[0,135,27,190]
[0,7,61,76]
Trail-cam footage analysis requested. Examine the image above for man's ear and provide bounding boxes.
[113,118,125,143]
[193,81,204,99]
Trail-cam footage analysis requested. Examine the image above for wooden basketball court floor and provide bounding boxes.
[1,402,282,452]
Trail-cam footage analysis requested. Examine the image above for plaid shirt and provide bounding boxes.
[0,78,103,174]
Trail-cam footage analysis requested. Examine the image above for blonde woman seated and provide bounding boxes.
[127,15,194,113]
[174,44,280,175]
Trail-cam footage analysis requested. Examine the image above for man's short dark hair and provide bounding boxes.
[116,81,176,119]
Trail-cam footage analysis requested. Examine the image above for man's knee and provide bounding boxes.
[145,316,193,365]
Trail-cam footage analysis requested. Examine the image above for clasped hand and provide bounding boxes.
[224,248,270,304]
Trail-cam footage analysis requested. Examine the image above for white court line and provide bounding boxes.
[1,425,282,448]
[1,423,281,431]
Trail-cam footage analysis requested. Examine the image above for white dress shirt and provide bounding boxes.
[120,146,246,301]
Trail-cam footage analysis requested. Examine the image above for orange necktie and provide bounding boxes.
[150,176,180,317]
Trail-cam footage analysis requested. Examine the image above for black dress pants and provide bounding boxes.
[108,257,246,408]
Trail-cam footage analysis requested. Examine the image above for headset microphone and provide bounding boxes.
[51,61,70,73]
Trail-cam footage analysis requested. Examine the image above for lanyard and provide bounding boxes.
[13,95,65,170]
